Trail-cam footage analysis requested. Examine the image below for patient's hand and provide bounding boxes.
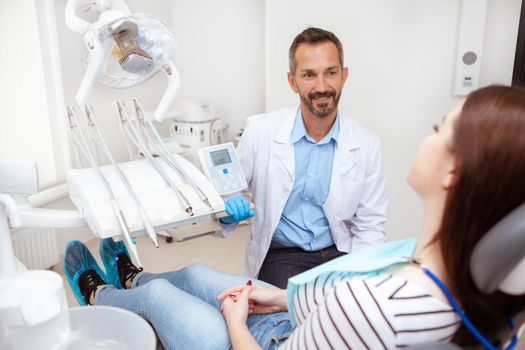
[221,284,252,326]
[218,283,288,314]
[220,284,263,350]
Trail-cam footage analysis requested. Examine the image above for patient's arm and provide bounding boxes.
[225,320,262,350]
[221,285,263,350]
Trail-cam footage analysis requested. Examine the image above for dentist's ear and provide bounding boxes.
[287,72,299,93]
[342,67,349,84]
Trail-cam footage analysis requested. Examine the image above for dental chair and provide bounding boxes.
[410,202,525,349]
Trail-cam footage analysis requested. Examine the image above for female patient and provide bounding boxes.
[64,85,525,349]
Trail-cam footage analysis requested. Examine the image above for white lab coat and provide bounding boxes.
[220,105,388,277]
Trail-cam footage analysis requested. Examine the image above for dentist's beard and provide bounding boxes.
[300,89,340,118]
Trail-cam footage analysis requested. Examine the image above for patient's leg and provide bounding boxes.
[133,263,274,308]
[94,279,231,350]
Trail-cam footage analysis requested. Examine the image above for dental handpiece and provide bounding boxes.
[67,106,142,266]
[115,101,194,216]
[83,105,159,248]
[132,98,214,210]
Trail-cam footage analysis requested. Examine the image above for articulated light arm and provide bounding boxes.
[76,30,105,105]
[154,60,180,122]
[65,0,131,34]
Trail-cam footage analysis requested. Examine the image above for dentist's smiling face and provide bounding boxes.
[288,41,348,119]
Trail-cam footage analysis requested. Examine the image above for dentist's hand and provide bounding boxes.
[219,194,255,224]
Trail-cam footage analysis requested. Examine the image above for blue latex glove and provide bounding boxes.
[219,194,255,224]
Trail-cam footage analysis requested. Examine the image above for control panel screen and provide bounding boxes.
[210,149,232,166]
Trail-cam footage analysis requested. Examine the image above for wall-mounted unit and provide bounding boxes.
[453,0,488,96]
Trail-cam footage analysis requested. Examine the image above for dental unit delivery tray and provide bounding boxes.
[68,155,225,240]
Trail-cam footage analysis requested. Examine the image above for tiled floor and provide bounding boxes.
[53,225,250,308]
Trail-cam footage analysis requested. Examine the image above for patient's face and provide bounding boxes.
[408,101,462,197]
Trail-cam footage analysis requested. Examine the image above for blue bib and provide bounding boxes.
[286,238,417,326]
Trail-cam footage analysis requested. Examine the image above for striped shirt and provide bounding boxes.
[280,273,460,349]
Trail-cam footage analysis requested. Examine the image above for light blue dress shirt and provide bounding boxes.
[272,109,339,251]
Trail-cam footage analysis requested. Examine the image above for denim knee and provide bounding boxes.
[180,263,209,275]
[142,279,174,300]
[175,263,212,282]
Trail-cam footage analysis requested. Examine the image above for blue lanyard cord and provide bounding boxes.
[421,265,517,350]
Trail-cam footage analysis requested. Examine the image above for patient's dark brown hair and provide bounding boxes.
[434,85,525,346]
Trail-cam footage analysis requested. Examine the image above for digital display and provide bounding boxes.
[210,149,232,166]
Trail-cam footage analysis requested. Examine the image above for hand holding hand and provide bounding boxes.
[221,282,253,326]
[218,282,287,315]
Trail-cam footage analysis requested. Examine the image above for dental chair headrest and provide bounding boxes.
[470,203,525,295]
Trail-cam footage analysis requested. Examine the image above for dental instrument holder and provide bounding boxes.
[67,153,226,242]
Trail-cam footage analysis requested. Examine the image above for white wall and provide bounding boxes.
[265,0,521,240]
[0,0,58,186]
[171,0,266,138]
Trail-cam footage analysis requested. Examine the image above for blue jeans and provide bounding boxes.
[94,264,292,350]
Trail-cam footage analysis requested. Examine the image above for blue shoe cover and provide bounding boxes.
[99,238,130,289]
[63,240,108,306]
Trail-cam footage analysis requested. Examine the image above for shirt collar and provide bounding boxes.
[291,109,340,145]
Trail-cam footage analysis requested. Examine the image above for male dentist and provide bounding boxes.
[220,27,388,288]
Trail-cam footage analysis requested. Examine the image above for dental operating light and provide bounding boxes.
[65,0,179,121]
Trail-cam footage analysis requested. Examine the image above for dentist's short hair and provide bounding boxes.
[288,27,344,74]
